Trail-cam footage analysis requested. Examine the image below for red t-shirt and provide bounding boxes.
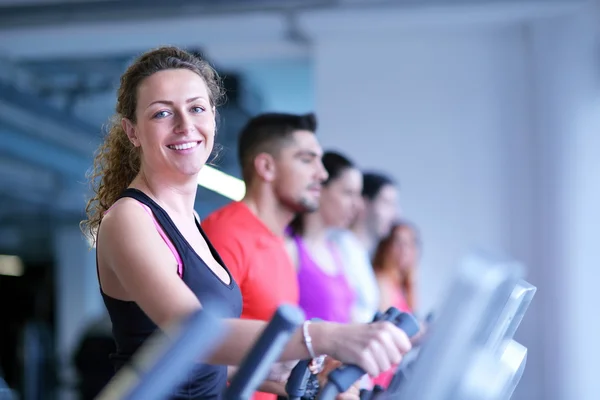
[202,201,299,400]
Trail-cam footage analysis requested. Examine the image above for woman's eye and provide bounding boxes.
[154,110,170,119]
[191,106,205,113]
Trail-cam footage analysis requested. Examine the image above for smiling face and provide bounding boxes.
[122,68,216,179]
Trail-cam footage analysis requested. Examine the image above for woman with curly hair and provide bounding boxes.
[80,46,411,399]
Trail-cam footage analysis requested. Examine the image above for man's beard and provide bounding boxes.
[297,197,319,213]
[282,195,319,214]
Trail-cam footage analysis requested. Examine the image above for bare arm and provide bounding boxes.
[227,366,288,396]
[210,319,334,366]
[100,200,411,376]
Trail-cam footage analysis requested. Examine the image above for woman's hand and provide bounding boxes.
[314,321,412,378]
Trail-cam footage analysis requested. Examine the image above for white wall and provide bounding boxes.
[528,10,600,400]
[312,26,516,314]
[307,26,543,400]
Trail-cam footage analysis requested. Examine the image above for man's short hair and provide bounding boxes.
[237,112,317,183]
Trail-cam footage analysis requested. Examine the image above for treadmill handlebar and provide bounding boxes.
[319,309,420,400]
[286,317,324,400]
[286,359,312,400]
[224,304,306,400]
[98,307,226,400]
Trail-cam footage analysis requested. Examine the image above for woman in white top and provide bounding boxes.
[334,172,400,323]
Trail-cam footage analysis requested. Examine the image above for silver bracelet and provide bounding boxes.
[309,355,327,374]
[302,320,318,359]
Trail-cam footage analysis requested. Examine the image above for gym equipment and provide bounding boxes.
[285,318,324,400]
[285,359,313,400]
[384,252,536,400]
[283,307,420,400]
[97,303,307,400]
[0,374,15,400]
[224,304,306,400]
[486,280,537,399]
[92,251,535,400]
[316,310,421,400]
[96,306,227,400]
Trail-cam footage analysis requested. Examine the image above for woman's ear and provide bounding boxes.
[121,118,140,147]
[253,153,276,183]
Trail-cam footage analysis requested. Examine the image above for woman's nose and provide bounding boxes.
[174,112,195,134]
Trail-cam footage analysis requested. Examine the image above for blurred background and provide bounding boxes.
[0,0,598,399]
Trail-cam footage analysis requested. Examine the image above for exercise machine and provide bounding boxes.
[95,251,536,400]
[97,303,308,400]
[0,373,16,400]
[224,304,306,400]
[312,251,535,400]
[281,307,421,400]
[385,252,535,400]
[96,304,227,400]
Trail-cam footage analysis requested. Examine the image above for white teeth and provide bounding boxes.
[168,142,198,151]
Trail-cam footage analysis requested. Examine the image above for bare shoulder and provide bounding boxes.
[100,197,153,233]
[98,198,161,253]
[98,196,175,280]
[98,197,200,328]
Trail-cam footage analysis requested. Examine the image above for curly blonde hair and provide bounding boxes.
[80,46,225,246]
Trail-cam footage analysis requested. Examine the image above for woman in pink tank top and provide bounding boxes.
[286,151,363,323]
[372,221,421,314]
[370,220,422,388]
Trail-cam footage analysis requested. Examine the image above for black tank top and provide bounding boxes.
[98,188,243,399]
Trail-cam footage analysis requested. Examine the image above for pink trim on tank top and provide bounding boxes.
[104,201,184,278]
